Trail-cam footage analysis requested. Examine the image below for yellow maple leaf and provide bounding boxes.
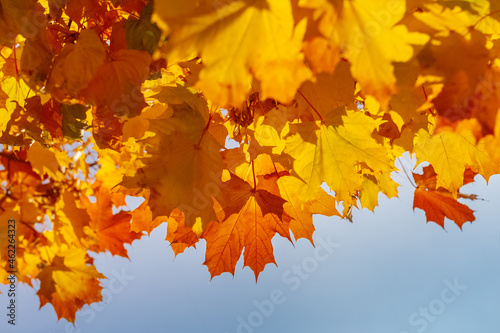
[154,0,311,105]
[301,0,429,105]
[413,129,500,196]
[285,108,394,203]
[277,174,339,243]
[415,1,500,37]
[53,190,91,247]
[359,170,399,211]
[37,245,105,323]
[295,60,356,120]
[26,142,71,180]
[0,76,34,135]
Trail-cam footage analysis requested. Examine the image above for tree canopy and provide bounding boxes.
[1,0,499,323]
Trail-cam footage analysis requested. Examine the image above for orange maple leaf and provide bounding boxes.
[82,185,142,257]
[82,49,151,117]
[202,172,291,280]
[165,208,199,256]
[130,196,167,235]
[37,248,105,323]
[413,166,475,229]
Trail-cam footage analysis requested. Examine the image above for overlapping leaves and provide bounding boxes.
[0,0,500,325]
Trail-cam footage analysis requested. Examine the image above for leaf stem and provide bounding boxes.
[398,159,417,188]
[252,160,256,190]
[196,112,213,148]
[13,46,19,77]
[472,9,500,29]
[421,85,436,116]
[297,91,323,123]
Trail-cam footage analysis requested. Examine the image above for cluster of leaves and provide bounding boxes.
[1,0,500,323]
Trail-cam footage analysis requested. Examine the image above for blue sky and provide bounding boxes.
[2,156,500,333]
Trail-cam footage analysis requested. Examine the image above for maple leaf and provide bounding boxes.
[359,169,399,212]
[165,208,199,256]
[415,1,500,37]
[302,36,341,75]
[0,150,41,194]
[277,174,339,244]
[113,0,147,14]
[82,184,142,257]
[413,129,500,196]
[1,0,500,321]
[91,105,124,150]
[378,59,431,154]
[413,166,476,229]
[82,49,152,117]
[0,0,46,46]
[20,30,54,90]
[46,29,106,100]
[124,2,161,55]
[130,196,167,235]
[61,103,89,140]
[122,85,223,227]
[0,75,36,137]
[0,201,22,266]
[37,246,105,323]
[27,141,70,180]
[0,95,45,146]
[285,108,394,204]
[154,0,311,105]
[300,0,429,105]
[39,98,64,140]
[65,0,107,26]
[294,61,356,120]
[54,190,92,246]
[203,172,291,280]
[416,30,493,128]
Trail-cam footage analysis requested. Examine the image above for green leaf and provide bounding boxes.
[124,2,161,55]
[61,104,88,140]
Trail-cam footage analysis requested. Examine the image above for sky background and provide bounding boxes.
[1,155,500,333]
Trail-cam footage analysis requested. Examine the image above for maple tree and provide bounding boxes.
[0,0,499,323]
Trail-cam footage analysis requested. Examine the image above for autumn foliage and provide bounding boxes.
[0,0,499,323]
